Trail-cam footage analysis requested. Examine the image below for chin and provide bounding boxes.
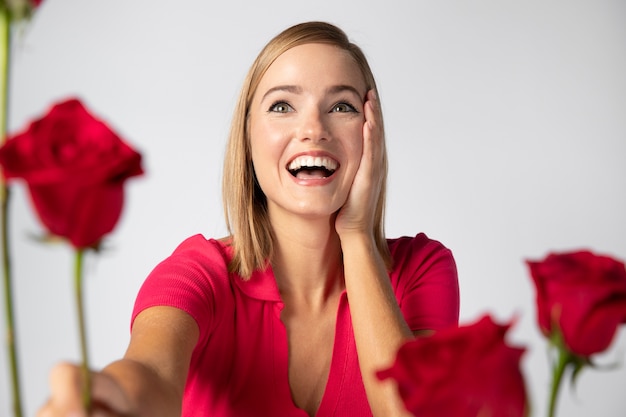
[279,200,340,219]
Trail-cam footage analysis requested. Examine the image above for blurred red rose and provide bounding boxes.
[0,98,143,249]
[527,251,626,357]
[377,315,527,417]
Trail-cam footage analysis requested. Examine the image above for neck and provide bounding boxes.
[269,209,344,309]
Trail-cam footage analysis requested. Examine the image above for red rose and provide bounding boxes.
[527,251,626,357]
[377,315,527,417]
[0,98,143,249]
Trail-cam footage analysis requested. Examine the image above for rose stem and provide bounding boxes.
[74,248,92,411]
[547,345,570,417]
[0,8,24,417]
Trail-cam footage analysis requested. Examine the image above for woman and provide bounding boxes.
[39,21,459,417]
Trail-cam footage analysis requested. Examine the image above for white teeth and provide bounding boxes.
[288,155,338,171]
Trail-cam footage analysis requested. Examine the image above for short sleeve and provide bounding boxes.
[388,234,460,332]
[131,235,233,348]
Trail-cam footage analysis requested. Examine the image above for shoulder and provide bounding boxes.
[387,233,460,329]
[387,233,455,274]
[133,235,235,334]
[146,234,237,301]
[166,234,231,270]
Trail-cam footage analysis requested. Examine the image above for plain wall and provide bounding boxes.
[1,0,625,415]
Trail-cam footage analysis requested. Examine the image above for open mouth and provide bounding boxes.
[287,155,338,179]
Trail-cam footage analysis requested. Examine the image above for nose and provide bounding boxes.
[298,109,329,142]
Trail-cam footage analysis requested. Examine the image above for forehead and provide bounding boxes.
[256,43,367,96]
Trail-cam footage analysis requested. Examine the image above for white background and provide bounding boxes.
[1,0,625,416]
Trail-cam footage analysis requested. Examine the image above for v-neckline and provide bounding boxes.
[273,290,351,417]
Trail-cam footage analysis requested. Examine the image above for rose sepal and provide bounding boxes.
[30,232,109,252]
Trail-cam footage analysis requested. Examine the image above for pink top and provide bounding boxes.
[132,233,459,416]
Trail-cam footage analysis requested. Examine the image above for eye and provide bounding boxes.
[269,101,294,113]
[331,102,358,113]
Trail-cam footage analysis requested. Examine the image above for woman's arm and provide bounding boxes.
[335,90,414,417]
[340,233,415,417]
[37,306,198,417]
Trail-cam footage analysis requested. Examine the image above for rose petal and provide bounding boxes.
[377,315,528,417]
[527,251,626,356]
[0,97,143,249]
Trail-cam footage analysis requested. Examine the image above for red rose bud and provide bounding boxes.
[0,98,143,249]
[377,315,528,417]
[527,251,626,357]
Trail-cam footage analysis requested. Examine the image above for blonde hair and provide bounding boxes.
[223,21,390,278]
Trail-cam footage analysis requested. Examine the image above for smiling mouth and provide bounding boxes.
[287,155,338,179]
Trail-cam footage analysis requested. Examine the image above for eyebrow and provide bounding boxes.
[260,84,364,102]
[326,84,363,100]
[260,85,302,102]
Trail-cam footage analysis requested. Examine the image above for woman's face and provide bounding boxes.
[248,43,367,220]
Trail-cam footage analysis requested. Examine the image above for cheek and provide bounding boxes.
[335,116,364,147]
[249,121,287,186]
[342,123,364,170]
[250,117,288,152]
[250,139,273,183]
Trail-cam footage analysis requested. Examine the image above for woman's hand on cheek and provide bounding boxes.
[335,89,385,239]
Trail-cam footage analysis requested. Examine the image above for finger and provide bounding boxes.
[47,362,87,415]
[361,94,374,168]
[362,90,384,174]
[41,363,134,417]
[364,89,382,132]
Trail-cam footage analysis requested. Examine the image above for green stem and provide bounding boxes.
[74,249,92,411]
[0,8,10,138]
[0,8,23,417]
[547,346,571,417]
